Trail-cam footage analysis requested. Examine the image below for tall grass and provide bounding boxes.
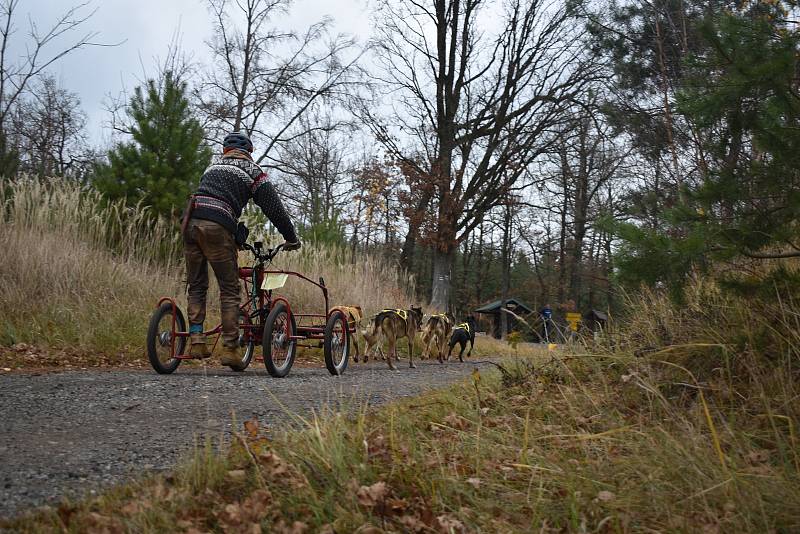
[0,179,415,363]
[2,179,183,267]
[0,179,184,355]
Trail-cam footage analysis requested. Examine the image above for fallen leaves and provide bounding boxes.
[357,481,389,508]
[83,512,124,534]
[745,449,770,465]
[119,501,142,516]
[365,433,391,461]
[442,413,469,430]
[0,343,144,371]
[435,514,466,533]
[216,488,273,532]
[257,450,287,476]
[261,519,308,534]
[399,514,428,532]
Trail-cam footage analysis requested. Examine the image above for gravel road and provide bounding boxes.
[0,358,492,518]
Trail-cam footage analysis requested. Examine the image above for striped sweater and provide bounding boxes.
[191,154,298,243]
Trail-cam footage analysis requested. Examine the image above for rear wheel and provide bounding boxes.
[263,301,297,377]
[146,302,185,374]
[324,310,350,376]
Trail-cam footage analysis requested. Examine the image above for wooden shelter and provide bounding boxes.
[474,298,534,339]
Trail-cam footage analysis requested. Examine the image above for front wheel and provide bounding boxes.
[146,302,186,374]
[324,310,350,376]
[263,301,297,377]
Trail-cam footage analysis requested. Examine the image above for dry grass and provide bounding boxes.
[0,180,184,364]
[242,243,414,323]
[0,179,415,368]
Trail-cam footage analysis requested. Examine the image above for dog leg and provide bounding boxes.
[408,336,416,368]
[387,336,397,370]
[459,341,466,362]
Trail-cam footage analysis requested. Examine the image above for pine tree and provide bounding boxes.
[679,4,800,260]
[94,72,211,217]
[609,2,800,293]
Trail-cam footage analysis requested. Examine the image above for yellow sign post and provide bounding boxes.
[566,312,581,332]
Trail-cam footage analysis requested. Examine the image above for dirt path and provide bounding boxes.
[0,358,493,518]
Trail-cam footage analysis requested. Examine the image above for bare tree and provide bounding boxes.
[12,74,87,177]
[549,108,628,305]
[361,0,599,309]
[0,0,104,172]
[197,0,361,167]
[345,155,402,254]
[277,110,353,229]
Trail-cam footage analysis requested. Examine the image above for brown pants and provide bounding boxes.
[184,218,240,347]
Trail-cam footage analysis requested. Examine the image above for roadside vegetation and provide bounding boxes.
[5,279,799,532]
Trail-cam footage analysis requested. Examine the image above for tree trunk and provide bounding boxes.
[569,216,587,307]
[430,247,454,311]
[475,222,485,305]
[400,230,417,271]
[499,202,512,339]
[557,200,568,304]
[399,190,431,270]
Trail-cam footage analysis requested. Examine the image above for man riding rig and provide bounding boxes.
[182,131,300,366]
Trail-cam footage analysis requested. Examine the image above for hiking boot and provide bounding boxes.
[220,345,241,367]
[189,334,210,358]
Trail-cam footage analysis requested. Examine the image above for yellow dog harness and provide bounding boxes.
[456,322,471,334]
[382,308,408,321]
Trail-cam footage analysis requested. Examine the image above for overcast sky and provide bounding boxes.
[17,0,372,146]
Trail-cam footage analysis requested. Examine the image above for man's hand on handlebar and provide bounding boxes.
[283,240,301,251]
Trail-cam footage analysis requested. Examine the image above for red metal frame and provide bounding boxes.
[154,255,356,363]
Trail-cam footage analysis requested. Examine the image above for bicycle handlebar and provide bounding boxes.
[242,242,284,263]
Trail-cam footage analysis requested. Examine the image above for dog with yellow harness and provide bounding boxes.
[363,306,423,369]
[447,315,477,362]
[421,312,454,363]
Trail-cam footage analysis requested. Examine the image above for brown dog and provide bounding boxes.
[361,315,384,362]
[331,305,364,362]
[364,307,423,369]
[421,313,453,363]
